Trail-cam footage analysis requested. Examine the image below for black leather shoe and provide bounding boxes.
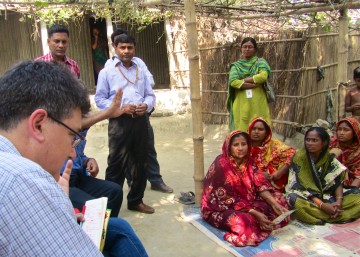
[128,202,155,214]
[151,181,174,193]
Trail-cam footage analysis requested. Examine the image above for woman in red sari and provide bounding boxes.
[201,130,289,247]
[248,117,296,191]
[330,117,360,188]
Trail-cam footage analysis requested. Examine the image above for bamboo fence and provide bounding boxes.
[168,15,360,138]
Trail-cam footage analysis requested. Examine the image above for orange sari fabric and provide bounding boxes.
[330,117,360,186]
[249,117,296,190]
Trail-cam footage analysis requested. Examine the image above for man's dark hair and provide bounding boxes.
[354,66,360,79]
[48,24,69,38]
[111,28,128,43]
[0,60,90,131]
[114,34,136,47]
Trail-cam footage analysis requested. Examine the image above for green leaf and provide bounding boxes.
[34,1,49,8]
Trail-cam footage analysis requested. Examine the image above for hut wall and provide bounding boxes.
[167,15,360,136]
[0,11,42,74]
[66,20,96,93]
[113,21,170,89]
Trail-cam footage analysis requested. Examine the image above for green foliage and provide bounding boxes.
[14,0,172,30]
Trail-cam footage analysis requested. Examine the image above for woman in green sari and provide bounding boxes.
[286,127,360,225]
[227,37,271,131]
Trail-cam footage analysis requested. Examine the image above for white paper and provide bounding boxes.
[272,210,295,225]
[81,197,108,249]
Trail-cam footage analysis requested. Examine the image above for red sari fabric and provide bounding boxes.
[201,130,289,247]
[248,117,296,190]
[330,117,360,186]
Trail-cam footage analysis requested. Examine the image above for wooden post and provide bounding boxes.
[337,9,349,120]
[40,21,48,54]
[184,0,204,205]
[106,16,114,58]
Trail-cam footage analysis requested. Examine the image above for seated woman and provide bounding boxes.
[249,117,296,191]
[201,130,289,247]
[330,117,360,188]
[286,127,360,225]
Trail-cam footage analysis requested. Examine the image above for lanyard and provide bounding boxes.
[116,64,138,84]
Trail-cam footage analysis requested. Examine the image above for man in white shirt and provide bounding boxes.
[95,34,156,214]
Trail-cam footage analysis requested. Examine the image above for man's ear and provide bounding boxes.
[27,109,48,143]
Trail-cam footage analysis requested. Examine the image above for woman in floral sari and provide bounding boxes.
[227,37,271,131]
[249,117,296,191]
[201,130,289,247]
[286,127,360,225]
[330,117,360,188]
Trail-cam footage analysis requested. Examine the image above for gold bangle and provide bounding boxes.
[319,202,324,209]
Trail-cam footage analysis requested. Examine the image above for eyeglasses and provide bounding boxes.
[241,46,255,49]
[47,114,84,148]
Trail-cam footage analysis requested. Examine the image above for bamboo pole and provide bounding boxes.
[184,0,204,205]
[337,9,349,121]
[229,2,360,20]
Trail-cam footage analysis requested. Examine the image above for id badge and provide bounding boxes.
[246,89,253,98]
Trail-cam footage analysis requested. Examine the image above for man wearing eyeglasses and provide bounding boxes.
[0,60,103,255]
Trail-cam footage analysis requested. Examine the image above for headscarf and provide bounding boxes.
[202,130,271,213]
[248,117,296,190]
[330,117,360,185]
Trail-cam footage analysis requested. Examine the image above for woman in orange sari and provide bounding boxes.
[330,117,360,188]
[248,117,296,191]
[201,130,289,247]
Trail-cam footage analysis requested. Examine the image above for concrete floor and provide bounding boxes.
[85,113,234,257]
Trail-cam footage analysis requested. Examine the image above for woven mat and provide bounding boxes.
[181,206,360,257]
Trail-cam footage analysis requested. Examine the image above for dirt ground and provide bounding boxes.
[85,113,303,257]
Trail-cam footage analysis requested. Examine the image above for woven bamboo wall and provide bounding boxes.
[167,16,360,137]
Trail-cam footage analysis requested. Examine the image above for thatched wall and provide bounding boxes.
[0,11,42,74]
[167,15,360,137]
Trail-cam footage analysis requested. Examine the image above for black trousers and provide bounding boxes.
[69,170,122,217]
[125,113,163,184]
[106,115,148,208]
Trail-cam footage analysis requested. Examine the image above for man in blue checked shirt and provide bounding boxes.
[0,60,148,257]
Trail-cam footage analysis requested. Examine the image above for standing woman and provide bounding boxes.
[227,37,271,131]
[201,130,289,247]
[286,127,360,225]
[330,117,360,188]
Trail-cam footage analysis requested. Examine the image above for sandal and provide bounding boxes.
[176,191,195,205]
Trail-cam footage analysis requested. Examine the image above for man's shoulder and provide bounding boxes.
[132,57,146,66]
[0,152,55,189]
[35,53,51,61]
[65,56,79,66]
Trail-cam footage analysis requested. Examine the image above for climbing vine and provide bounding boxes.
[1,0,359,33]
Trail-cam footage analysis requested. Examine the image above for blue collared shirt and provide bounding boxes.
[95,58,156,113]
[0,135,102,256]
[60,129,88,176]
[105,56,155,88]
